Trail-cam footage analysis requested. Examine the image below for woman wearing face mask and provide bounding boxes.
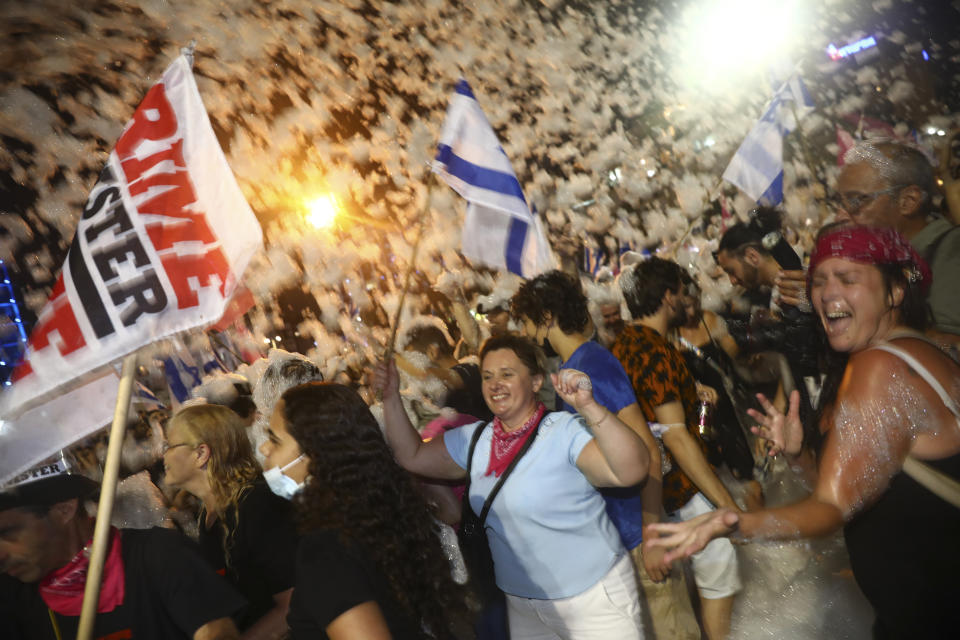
[260,382,473,640]
[163,403,298,639]
[374,334,651,640]
[646,224,960,639]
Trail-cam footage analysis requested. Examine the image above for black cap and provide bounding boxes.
[0,454,99,512]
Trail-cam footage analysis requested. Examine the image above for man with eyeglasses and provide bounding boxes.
[781,140,960,346]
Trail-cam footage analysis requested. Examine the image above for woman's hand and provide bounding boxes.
[645,508,740,565]
[748,390,803,457]
[551,369,596,413]
[372,358,401,401]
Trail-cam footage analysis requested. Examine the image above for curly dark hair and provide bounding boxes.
[479,334,546,376]
[510,270,590,335]
[281,382,473,638]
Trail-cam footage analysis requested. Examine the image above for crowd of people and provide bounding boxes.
[1,138,959,640]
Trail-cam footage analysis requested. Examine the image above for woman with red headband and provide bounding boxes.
[647,223,960,639]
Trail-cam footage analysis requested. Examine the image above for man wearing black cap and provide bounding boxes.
[0,455,246,640]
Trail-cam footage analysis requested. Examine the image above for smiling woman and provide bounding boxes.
[647,224,960,638]
[375,334,651,640]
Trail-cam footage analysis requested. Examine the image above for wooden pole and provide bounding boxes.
[76,352,138,640]
[384,178,433,359]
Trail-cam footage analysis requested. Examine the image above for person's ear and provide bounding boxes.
[531,373,544,394]
[48,498,79,526]
[195,443,211,470]
[889,281,906,308]
[543,311,554,328]
[897,185,925,218]
[426,344,440,362]
[744,247,761,266]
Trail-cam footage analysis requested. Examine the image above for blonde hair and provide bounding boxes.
[167,404,260,521]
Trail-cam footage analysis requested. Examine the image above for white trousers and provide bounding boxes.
[505,553,645,640]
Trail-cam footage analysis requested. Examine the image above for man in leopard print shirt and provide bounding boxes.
[612,257,742,640]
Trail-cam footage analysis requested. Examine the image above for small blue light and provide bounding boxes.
[922,50,929,61]
[4,381,11,386]
[14,318,20,322]
[0,361,5,366]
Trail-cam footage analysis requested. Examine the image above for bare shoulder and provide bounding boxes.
[844,338,960,403]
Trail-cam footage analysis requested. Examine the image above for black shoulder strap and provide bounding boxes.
[463,416,545,525]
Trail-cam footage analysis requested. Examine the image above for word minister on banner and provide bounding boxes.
[2,55,262,418]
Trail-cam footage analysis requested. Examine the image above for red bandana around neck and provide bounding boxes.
[486,402,546,477]
[39,527,125,616]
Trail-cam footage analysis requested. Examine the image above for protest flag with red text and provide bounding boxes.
[0,55,262,419]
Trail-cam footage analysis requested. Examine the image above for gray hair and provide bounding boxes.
[253,354,324,416]
[843,141,936,208]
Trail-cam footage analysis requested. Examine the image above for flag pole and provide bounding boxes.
[384,174,434,359]
[76,352,138,640]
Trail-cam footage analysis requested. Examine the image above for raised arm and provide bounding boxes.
[372,359,466,481]
[647,350,926,563]
[557,369,650,488]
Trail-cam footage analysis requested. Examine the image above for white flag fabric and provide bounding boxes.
[0,371,120,485]
[435,79,555,277]
[0,55,262,419]
[722,74,815,205]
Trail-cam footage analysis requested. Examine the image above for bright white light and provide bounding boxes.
[938,130,946,136]
[263,338,271,344]
[703,136,716,148]
[647,169,656,178]
[927,126,939,135]
[677,0,804,91]
[306,194,339,229]
[275,335,282,341]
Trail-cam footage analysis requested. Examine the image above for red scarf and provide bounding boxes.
[39,527,125,615]
[486,402,545,477]
[808,225,931,296]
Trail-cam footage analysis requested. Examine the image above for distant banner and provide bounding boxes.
[1,55,262,418]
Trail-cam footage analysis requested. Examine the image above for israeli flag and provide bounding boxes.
[722,74,814,206]
[435,79,555,277]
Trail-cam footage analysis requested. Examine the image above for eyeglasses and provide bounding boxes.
[832,185,904,214]
[161,442,194,455]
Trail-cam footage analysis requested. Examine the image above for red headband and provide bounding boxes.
[807,225,931,296]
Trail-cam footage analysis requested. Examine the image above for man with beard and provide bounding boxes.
[612,258,741,640]
[714,208,822,447]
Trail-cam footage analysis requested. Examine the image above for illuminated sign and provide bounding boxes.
[826,36,877,61]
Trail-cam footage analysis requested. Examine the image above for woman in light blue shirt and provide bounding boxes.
[375,334,650,639]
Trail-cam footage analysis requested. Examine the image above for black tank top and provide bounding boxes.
[843,453,960,639]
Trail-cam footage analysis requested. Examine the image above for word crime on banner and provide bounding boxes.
[1,55,262,419]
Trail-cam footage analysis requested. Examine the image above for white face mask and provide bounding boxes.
[263,454,306,500]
